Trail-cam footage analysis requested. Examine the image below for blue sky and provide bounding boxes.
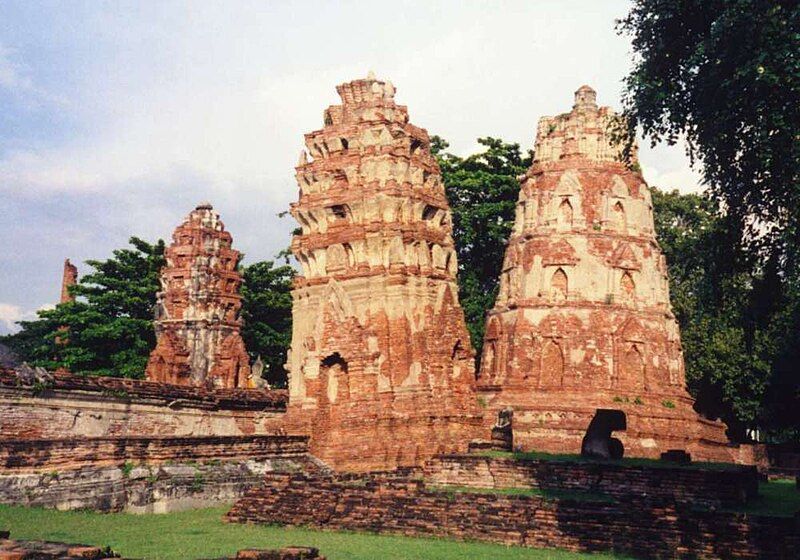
[0,0,703,333]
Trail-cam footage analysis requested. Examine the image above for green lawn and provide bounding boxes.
[426,484,614,503]
[479,450,738,471]
[0,504,629,560]
[734,480,800,517]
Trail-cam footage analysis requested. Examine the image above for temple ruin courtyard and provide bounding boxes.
[1,3,799,558]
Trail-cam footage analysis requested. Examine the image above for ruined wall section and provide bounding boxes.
[145,204,252,389]
[60,259,78,304]
[286,76,481,471]
[478,86,731,461]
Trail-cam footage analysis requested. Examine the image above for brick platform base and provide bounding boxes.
[227,465,799,559]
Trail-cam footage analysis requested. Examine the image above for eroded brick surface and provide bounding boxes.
[145,204,252,388]
[283,76,482,471]
[423,454,757,507]
[0,434,308,472]
[0,368,286,440]
[477,86,731,460]
[226,468,799,559]
[60,259,78,304]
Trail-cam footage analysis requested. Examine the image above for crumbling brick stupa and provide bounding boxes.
[60,259,78,303]
[477,86,732,461]
[284,75,482,471]
[145,203,252,389]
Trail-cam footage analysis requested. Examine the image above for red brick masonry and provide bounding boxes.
[227,465,798,559]
[0,369,287,411]
[0,536,324,560]
[422,454,758,508]
[0,368,288,441]
[0,435,308,473]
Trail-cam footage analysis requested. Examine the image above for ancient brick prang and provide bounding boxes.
[285,75,482,471]
[477,86,731,461]
[145,204,252,388]
[60,259,78,303]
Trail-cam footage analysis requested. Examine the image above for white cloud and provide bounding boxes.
[0,0,707,317]
[0,303,25,334]
[0,41,67,109]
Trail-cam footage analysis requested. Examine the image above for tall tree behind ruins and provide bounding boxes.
[618,0,800,439]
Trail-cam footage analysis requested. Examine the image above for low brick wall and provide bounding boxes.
[0,457,316,513]
[0,369,288,409]
[0,369,289,440]
[227,472,799,559]
[423,454,757,507]
[0,435,309,473]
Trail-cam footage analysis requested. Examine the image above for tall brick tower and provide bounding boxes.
[60,259,78,303]
[477,86,731,461]
[285,75,482,471]
[145,203,252,389]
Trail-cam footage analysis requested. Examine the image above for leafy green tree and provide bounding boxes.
[619,2,800,440]
[651,188,775,439]
[617,1,800,255]
[0,237,166,378]
[240,260,295,387]
[433,136,532,357]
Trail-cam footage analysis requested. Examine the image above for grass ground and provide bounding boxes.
[737,480,800,517]
[479,450,738,471]
[0,504,629,560]
[426,484,614,503]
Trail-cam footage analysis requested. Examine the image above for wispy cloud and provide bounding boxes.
[0,0,703,318]
[0,41,66,109]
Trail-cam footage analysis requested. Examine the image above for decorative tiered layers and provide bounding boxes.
[285,76,482,471]
[477,86,731,461]
[145,203,252,389]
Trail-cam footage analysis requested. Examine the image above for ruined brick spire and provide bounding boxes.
[145,203,252,389]
[285,75,481,471]
[60,259,78,303]
[476,86,731,461]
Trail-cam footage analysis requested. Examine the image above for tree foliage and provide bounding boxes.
[1,240,296,387]
[617,1,800,253]
[0,237,166,378]
[651,189,771,438]
[619,1,800,440]
[240,260,295,388]
[432,136,532,357]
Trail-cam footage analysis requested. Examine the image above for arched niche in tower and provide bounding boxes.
[553,171,582,227]
[612,201,627,232]
[620,270,636,302]
[611,175,630,198]
[619,343,645,391]
[480,316,503,382]
[551,267,569,301]
[326,244,349,273]
[320,352,349,405]
[540,338,564,388]
[451,340,470,380]
[557,198,574,230]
